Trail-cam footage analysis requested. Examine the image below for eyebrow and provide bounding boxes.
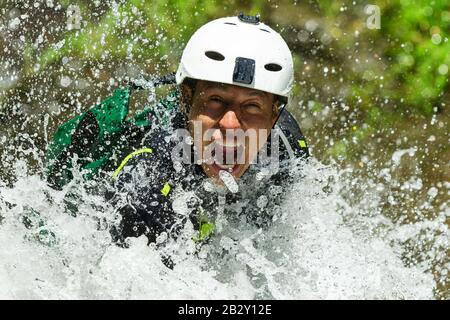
[204,83,269,99]
[203,82,229,91]
[247,91,268,99]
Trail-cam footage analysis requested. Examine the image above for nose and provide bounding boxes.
[218,110,241,130]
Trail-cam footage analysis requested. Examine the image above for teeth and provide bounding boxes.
[219,144,238,149]
[215,163,235,170]
[215,142,241,148]
[209,141,244,169]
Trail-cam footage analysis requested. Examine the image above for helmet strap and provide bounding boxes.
[272,102,287,128]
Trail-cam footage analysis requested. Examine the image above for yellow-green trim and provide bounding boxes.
[298,139,307,148]
[160,182,171,197]
[193,221,215,243]
[192,208,215,243]
[112,148,153,179]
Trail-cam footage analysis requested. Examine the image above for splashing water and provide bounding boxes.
[0,156,443,299]
[219,170,239,194]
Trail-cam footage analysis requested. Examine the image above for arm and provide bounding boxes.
[107,146,179,246]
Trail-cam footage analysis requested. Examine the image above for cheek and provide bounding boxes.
[240,121,272,163]
[248,114,275,130]
[189,115,216,146]
[245,120,273,143]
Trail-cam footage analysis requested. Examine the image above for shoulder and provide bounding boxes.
[112,129,176,186]
[276,109,310,159]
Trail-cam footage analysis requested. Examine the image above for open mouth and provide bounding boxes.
[209,142,245,171]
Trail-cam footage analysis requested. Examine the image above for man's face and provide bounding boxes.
[185,80,278,180]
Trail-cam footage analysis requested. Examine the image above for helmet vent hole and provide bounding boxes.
[224,22,237,26]
[264,63,282,72]
[205,51,225,61]
[260,28,270,33]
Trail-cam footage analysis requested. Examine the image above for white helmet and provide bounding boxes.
[176,14,294,103]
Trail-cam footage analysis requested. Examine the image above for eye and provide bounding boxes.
[207,96,226,111]
[242,103,263,112]
[209,96,224,103]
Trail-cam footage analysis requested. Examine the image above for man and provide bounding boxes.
[107,14,309,246]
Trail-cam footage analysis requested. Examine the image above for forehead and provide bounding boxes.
[197,81,271,100]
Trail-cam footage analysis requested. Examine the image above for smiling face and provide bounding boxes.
[182,80,279,180]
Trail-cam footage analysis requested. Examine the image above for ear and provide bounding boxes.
[180,83,193,115]
[271,99,281,126]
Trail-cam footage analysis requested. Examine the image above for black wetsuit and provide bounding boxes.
[107,108,309,245]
